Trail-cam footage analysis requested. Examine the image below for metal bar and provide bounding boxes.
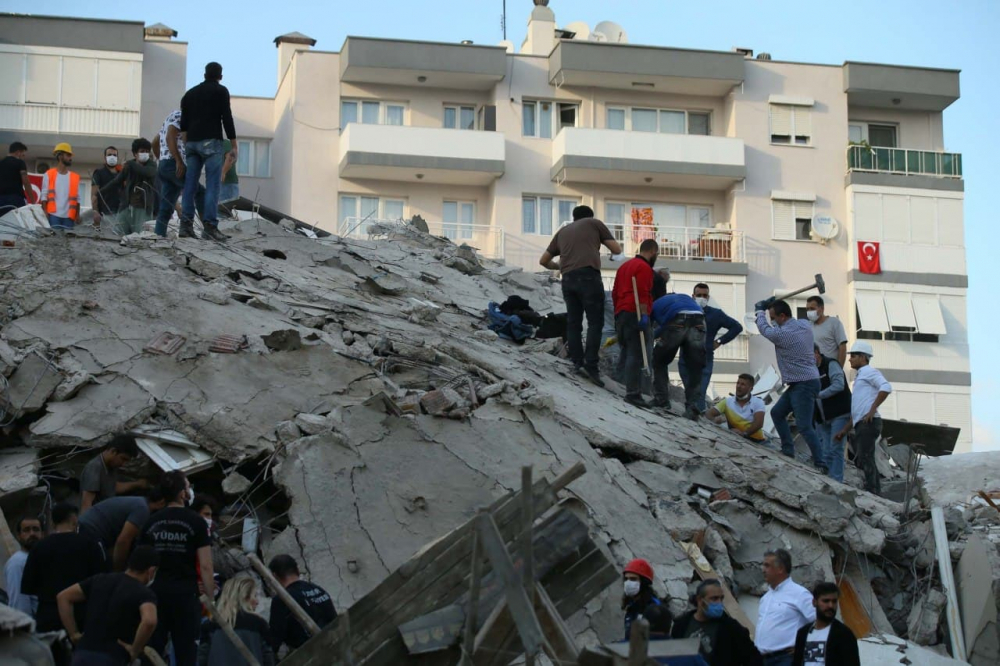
[200,594,262,666]
[930,506,968,661]
[248,554,322,637]
[143,647,169,666]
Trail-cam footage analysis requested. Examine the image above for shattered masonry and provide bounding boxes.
[0,214,997,664]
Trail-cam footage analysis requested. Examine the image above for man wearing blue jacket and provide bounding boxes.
[679,283,743,413]
[650,293,707,420]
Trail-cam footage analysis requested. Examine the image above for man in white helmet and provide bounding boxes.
[835,341,892,494]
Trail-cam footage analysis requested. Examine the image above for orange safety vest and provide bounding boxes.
[44,169,81,221]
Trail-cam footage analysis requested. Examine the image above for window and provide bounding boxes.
[523,101,577,138]
[605,202,712,241]
[443,201,476,239]
[235,139,271,178]
[606,106,712,135]
[522,196,578,235]
[341,99,406,128]
[771,200,813,241]
[769,104,811,145]
[558,103,577,131]
[339,195,406,235]
[444,105,476,130]
[849,122,897,148]
[855,292,945,343]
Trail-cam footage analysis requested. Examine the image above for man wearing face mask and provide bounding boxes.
[99,137,159,235]
[41,143,80,229]
[680,284,743,413]
[806,296,847,367]
[91,146,123,228]
[140,471,214,665]
[672,579,761,665]
[621,558,672,641]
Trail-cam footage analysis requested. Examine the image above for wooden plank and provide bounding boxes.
[628,617,649,666]
[680,541,755,639]
[835,577,873,639]
[521,466,536,666]
[472,599,511,665]
[534,582,580,663]
[931,505,968,661]
[201,594,261,666]
[248,553,322,637]
[143,647,168,666]
[460,520,484,666]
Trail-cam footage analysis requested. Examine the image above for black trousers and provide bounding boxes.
[561,268,605,372]
[615,312,647,398]
[652,316,707,408]
[146,590,201,666]
[854,418,882,494]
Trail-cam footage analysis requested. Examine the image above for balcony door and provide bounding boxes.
[849,122,897,147]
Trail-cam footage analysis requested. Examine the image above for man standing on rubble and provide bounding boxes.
[180,62,238,242]
[98,138,159,236]
[538,205,623,387]
[681,283,743,413]
[806,296,848,367]
[40,142,80,229]
[91,146,123,228]
[140,471,215,665]
[754,299,826,471]
[672,579,761,665]
[835,341,892,494]
[650,292,707,420]
[792,582,859,666]
[152,109,207,238]
[267,554,338,653]
[612,239,658,407]
[814,345,852,483]
[80,434,148,514]
[4,515,41,615]
[755,549,815,666]
[0,141,35,211]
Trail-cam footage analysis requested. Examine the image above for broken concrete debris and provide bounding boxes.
[0,213,996,664]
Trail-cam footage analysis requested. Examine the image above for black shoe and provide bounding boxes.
[584,368,605,388]
[202,226,228,242]
[683,406,700,421]
[652,398,671,409]
[625,395,651,408]
[178,222,197,238]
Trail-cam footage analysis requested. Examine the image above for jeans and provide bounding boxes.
[679,355,714,412]
[48,214,74,229]
[854,417,882,493]
[817,413,851,482]
[114,206,151,236]
[762,653,793,666]
[615,312,648,398]
[771,379,825,468]
[156,158,206,236]
[652,316,706,408]
[147,590,201,666]
[219,182,240,202]
[182,138,223,227]
[70,650,122,666]
[561,268,605,372]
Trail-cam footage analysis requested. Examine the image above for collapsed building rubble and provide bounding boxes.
[0,208,996,664]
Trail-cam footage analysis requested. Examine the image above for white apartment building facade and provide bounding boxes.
[0,5,972,449]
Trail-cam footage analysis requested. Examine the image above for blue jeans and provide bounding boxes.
[771,379,826,468]
[156,158,205,236]
[679,355,714,412]
[48,214,74,229]
[220,182,240,202]
[182,138,223,227]
[817,413,851,482]
[762,653,793,666]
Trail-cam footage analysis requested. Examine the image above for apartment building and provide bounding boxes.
[0,6,971,448]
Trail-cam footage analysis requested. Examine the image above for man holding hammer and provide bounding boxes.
[612,240,659,407]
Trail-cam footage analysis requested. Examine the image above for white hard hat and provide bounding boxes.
[848,341,874,357]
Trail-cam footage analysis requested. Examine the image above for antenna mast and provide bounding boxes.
[502,0,507,40]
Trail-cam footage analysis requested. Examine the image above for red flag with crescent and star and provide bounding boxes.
[858,241,881,274]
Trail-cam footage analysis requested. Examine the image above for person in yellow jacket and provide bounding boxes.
[41,143,80,229]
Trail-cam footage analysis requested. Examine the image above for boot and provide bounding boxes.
[178,220,197,238]
[202,225,228,242]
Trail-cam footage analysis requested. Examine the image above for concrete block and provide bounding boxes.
[1,353,62,418]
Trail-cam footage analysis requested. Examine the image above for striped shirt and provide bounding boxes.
[756,312,820,384]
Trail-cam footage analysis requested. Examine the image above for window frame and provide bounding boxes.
[771,199,814,242]
[769,103,812,146]
[604,200,714,242]
[522,195,579,235]
[341,99,408,128]
[442,199,477,240]
[848,121,899,148]
[522,100,578,138]
[605,105,712,135]
[443,104,477,130]
[339,194,407,232]
[234,139,271,178]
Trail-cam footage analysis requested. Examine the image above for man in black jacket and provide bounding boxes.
[792,582,860,666]
[671,579,761,666]
[179,62,237,242]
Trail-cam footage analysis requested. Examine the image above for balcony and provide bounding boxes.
[340,37,506,90]
[338,217,505,260]
[846,145,963,191]
[608,224,745,263]
[0,103,139,137]
[552,128,745,189]
[339,124,505,186]
[843,62,960,112]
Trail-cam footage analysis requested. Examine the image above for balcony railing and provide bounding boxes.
[714,334,749,362]
[0,103,140,137]
[608,224,746,263]
[846,144,962,178]
[339,217,505,260]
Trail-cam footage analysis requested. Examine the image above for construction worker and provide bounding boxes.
[268,554,337,652]
[611,239,658,407]
[41,142,80,229]
[621,558,672,641]
[835,341,892,494]
[0,141,35,211]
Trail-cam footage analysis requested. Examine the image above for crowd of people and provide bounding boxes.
[3,435,337,665]
[0,62,240,241]
[620,551,860,666]
[541,206,893,492]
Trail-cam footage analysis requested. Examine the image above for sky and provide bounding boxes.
[6,0,998,451]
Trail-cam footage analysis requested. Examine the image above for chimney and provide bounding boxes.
[144,23,178,41]
[522,1,556,56]
[274,32,317,88]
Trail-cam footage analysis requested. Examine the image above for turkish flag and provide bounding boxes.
[858,241,881,274]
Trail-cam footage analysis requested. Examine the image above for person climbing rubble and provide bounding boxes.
[755,549,815,666]
[78,490,167,572]
[621,558,672,641]
[611,239,658,407]
[650,292,707,420]
[671,579,761,665]
[79,434,149,514]
[835,341,893,494]
[267,554,337,654]
[538,205,623,387]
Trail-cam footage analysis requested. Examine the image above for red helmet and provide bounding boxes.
[623,558,654,583]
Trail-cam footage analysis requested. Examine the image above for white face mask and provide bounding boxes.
[624,580,641,597]
[106,155,118,167]
[204,517,213,531]
[137,152,151,163]
[694,297,709,308]
[806,310,820,322]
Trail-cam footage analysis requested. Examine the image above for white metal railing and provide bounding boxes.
[714,334,749,362]
[846,144,962,179]
[338,217,505,260]
[608,224,745,263]
[0,103,140,137]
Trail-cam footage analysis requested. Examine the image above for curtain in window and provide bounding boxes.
[385,105,404,126]
[688,113,710,136]
[236,141,251,176]
[361,101,380,124]
[605,203,626,240]
[442,201,458,239]
[539,102,552,139]
[383,199,404,221]
[460,202,475,238]
[444,107,457,129]
[607,108,625,130]
[522,197,536,234]
[360,196,379,234]
[558,200,575,229]
[460,107,475,130]
[539,197,553,236]
[254,141,270,178]
[522,103,536,136]
[659,110,685,134]
[632,108,657,132]
[339,196,358,234]
[341,101,358,127]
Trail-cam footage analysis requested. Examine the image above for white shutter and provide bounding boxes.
[97,59,131,109]
[0,53,24,104]
[883,292,917,330]
[897,391,934,423]
[772,200,795,240]
[792,107,811,138]
[856,291,891,332]
[25,54,59,104]
[769,104,792,136]
[61,57,96,107]
[911,295,947,335]
[934,393,970,432]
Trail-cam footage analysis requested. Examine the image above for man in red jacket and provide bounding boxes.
[612,239,659,407]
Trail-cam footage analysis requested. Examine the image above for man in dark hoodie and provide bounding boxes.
[99,137,158,235]
[672,579,761,665]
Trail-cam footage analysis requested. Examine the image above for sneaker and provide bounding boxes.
[683,406,700,421]
[178,222,198,238]
[202,226,229,242]
[584,368,605,388]
[625,395,652,408]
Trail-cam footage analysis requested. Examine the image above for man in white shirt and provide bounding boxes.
[4,515,42,615]
[755,549,815,666]
[706,373,766,442]
[806,296,847,367]
[835,341,892,494]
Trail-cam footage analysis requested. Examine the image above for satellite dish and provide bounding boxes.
[498,40,514,53]
[811,216,840,241]
[563,21,590,40]
[593,21,628,44]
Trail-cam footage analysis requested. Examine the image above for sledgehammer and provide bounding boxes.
[755,273,825,312]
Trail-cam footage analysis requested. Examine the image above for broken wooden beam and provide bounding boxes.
[248,553,322,637]
[201,594,262,666]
